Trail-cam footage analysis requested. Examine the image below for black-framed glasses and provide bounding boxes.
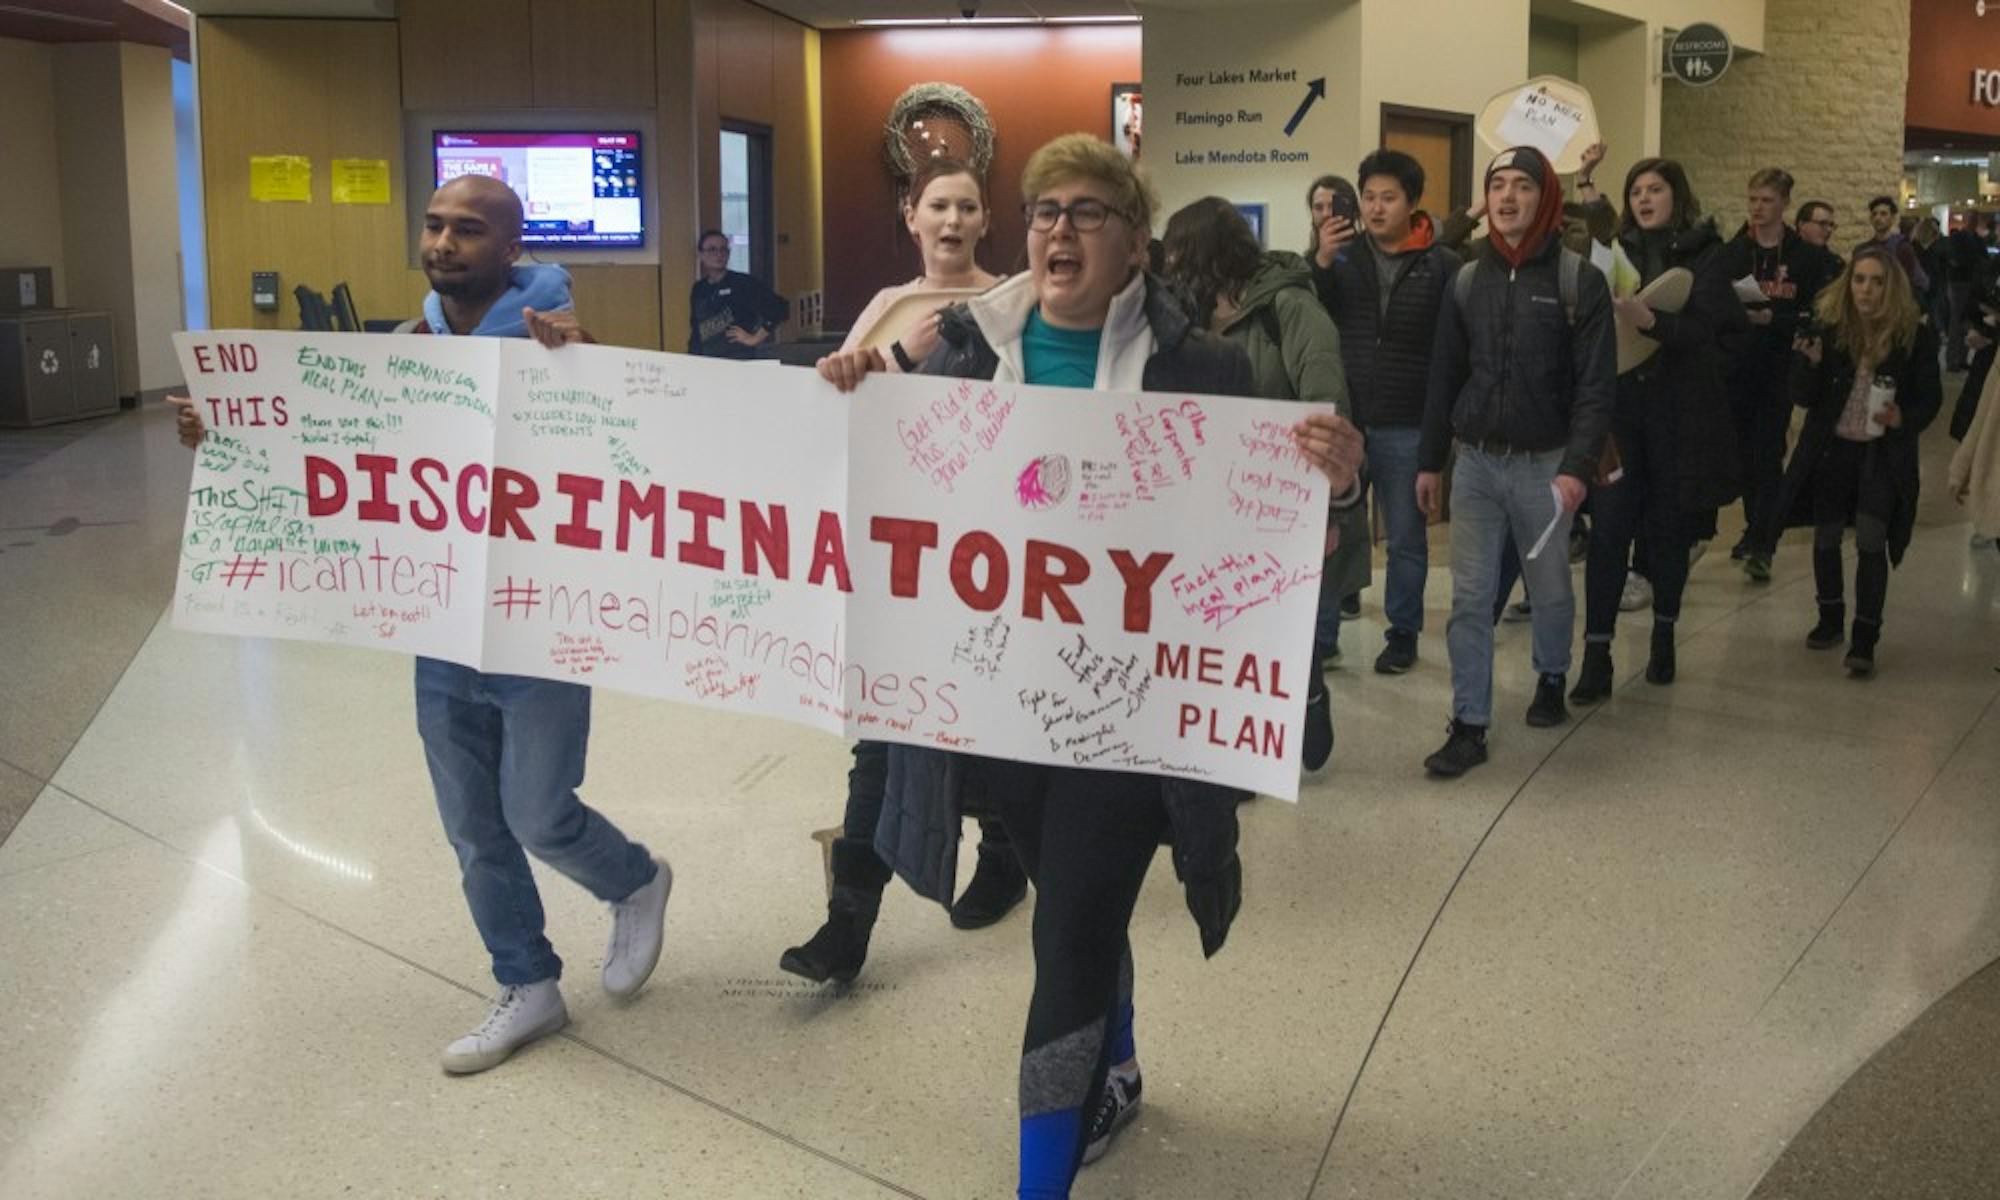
[1807,218,1838,231]
[1024,199,1126,233]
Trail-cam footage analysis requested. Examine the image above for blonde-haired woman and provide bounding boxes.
[1767,246,1942,675]
[818,133,1362,1200]
[781,158,1023,989]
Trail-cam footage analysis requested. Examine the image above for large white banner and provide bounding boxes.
[172,332,1329,799]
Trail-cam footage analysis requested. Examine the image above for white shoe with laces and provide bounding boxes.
[441,979,567,1075]
[603,857,673,999]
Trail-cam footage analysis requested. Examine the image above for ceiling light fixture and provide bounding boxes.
[854,14,1140,26]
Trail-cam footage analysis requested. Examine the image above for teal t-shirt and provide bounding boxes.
[1021,308,1101,389]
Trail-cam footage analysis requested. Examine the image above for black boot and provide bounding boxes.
[1525,673,1569,727]
[780,840,886,984]
[1847,549,1888,676]
[950,838,1028,930]
[1645,621,1676,685]
[1569,641,1614,704]
[1302,678,1334,770]
[1808,546,1846,649]
[780,885,880,984]
[1423,719,1488,777]
[1845,618,1880,677]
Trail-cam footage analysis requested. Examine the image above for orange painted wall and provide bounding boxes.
[1907,0,2000,141]
[818,26,1141,328]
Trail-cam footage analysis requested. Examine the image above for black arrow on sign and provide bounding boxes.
[1283,77,1327,138]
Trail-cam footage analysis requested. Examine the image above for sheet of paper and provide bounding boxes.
[331,158,391,205]
[1495,86,1585,162]
[1732,274,1768,304]
[1588,239,1643,299]
[250,155,312,202]
[169,331,1334,800]
[1524,481,1567,561]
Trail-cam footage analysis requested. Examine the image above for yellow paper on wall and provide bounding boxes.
[250,155,312,202]
[332,158,391,205]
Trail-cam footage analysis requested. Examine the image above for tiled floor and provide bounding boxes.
[2,400,1996,1199]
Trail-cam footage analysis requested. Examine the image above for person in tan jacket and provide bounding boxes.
[1948,368,2000,546]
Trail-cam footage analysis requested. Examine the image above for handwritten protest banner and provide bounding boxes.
[172,332,1330,799]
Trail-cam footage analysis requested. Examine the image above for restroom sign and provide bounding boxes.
[1666,24,1732,87]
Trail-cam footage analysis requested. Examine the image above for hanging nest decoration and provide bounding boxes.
[883,83,997,185]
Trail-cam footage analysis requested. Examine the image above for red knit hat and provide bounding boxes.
[1484,146,1565,268]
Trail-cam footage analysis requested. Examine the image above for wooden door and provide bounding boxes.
[1380,105,1474,214]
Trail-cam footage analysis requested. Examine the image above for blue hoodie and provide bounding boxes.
[421,263,574,338]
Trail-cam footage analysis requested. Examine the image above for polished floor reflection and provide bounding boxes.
[2,401,1996,1199]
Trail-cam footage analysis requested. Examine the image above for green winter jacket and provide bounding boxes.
[1220,252,1371,598]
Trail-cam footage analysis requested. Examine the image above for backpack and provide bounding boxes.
[1450,246,1620,483]
[1453,246,1583,327]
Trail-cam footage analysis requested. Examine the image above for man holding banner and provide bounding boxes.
[174,174,673,1076]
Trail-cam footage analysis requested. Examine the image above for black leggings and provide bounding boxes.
[833,740,1010,893]
[1732,353,1792,554]
[1810,439,1893,625]
[1585,419,1694,641]
[978,758,1164,1190]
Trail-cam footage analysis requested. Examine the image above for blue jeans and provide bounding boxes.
[1365,425,1428,636]
[1313,571,1342,658]
[414,657,657,986]
[1445,447,1576,727]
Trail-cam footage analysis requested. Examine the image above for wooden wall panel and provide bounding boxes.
[530,0,655,108]
[770,21,821,316]
[817,27,1142,326]
[201,18,424,331]
[713,0,773,126]
[657,0,700,347]
[683,0,819,335]
[567,264,663,350]
[398,0,532,109]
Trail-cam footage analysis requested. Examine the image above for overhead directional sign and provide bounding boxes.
[1282,78,1326,138]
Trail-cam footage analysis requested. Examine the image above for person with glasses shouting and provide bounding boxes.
[816,133,1361,1200]
[688,228,789,359]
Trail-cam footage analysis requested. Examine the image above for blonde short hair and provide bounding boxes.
[1020,133,1159,233]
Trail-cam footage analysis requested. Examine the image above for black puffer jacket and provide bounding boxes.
[1418,232,1616,481]
[1615,219,1753,512]
[875,272,1256,958]
[1311,226,1460,429]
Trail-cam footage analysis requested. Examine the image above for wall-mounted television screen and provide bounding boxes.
[433,131,644,248]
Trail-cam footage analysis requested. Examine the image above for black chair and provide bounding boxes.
[293,285,334,332]
[330,282,361,333]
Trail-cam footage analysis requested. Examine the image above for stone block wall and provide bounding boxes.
[1660,0,1910,253]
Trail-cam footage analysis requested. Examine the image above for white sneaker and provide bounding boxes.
[442,980,567,1075]
[603,857,673,999]
[1619,572,1653,613]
